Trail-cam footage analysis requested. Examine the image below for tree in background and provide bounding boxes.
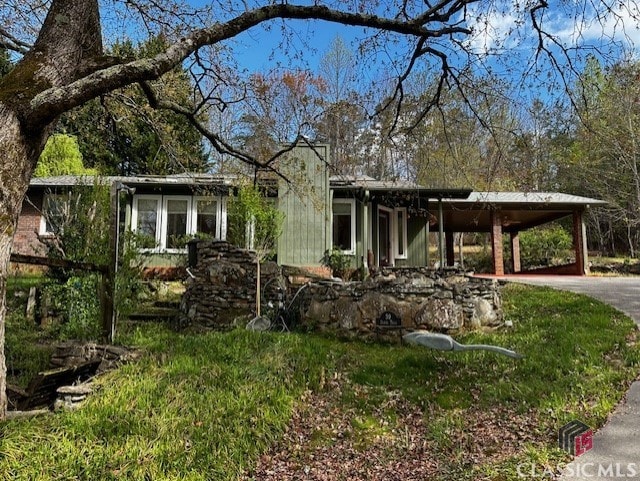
[59,37,208,175]
[0,48,10,77]
[34,134,96,177]
[314,36,366,176]
[560,58,640,257]
[236,70,326,168]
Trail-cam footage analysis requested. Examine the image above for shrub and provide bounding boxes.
[321,247,351,279]
[519,225,572,269]
[40,180,144,340]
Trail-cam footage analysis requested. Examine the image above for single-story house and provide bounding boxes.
[13,144,605,276]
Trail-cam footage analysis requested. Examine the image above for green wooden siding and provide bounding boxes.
[396,216,427,267]
[277,145,330,266]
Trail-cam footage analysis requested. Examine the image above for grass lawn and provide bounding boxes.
[1,284,639,480]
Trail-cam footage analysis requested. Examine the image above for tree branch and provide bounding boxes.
[0,26,31,54]
[28,2,471,128]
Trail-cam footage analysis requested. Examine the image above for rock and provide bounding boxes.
[415,298,464,330]
[357,292,413,327]
[470,298,499,327]
[55,383,93,411]
[333,297,358,329]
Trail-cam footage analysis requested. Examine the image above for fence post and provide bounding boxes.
[102,182,118,342]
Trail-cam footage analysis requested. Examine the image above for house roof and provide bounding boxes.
[29,173,237,188]
[437,191,605,233]
[28,175,603,232]
[450,191,606,207]
[329,175,472,199]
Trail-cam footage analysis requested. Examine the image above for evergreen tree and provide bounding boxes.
[59,37,208,175]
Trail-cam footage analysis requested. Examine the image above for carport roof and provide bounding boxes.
[438,191,606,233]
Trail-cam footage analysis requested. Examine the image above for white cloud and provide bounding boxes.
[465,2,640,56]
[465,6,521,56]
[541,3,640,50]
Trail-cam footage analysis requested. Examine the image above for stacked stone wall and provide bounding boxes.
[181,240,281,328]
[181,242,503,335]
[296,267,502,336]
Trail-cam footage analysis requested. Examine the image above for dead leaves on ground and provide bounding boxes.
[244,375,549,481]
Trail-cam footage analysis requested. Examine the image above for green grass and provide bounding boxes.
[1,328,339,480]
[1,283,638,480]
[5,273,54,387]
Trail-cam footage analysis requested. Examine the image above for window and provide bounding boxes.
[163,197,191,250]
[132,196,161,249]
[40,193,68,235]
[194,198,218,238]
[395,208,407,259]
[332,199,356,254]
[132,195,226,252]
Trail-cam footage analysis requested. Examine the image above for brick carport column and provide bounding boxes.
[510,231,521,273]
[573,209,588,275]
[490,209,504,276]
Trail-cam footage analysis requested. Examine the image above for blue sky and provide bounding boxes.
[211,1,639,109]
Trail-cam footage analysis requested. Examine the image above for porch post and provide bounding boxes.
[445,232,455,267]
[573,209,588,275]
[362,191,369,269]
[438,199,445,270]
[510,231,521,273]
[425,205,430,267]
[490,209,504,276]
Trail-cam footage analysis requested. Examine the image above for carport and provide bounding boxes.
[433,192,606,276]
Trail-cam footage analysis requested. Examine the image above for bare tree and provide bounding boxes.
[0,0,636,418]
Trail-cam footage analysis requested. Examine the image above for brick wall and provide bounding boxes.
[13,193,46,256]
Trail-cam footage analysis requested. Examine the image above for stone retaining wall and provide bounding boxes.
[296,267,503,336]
[181,241,504,335]
[180,240,281,328]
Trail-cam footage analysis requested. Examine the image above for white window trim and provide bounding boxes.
[332,198,356,255]
[220,197,228,240]
[132,194,228,253]
[39,193,61,236]
[131,195,162,252]
[395,207,408,260]
[161,196,192,253]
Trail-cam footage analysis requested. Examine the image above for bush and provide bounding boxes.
[321,247,351,279]
[519,225,572,269]
[42,274,102,340]
[40,180,144,340]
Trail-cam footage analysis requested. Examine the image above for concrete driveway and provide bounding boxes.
[505,275,640,480]
[506,276,640,326]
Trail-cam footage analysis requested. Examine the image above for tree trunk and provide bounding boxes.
[0,0,104,420]
[0,107,49,417]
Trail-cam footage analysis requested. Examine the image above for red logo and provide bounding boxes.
[559,420,593,456]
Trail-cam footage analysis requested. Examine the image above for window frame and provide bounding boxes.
[39,193,67,236]
[132,194,228,253]
[192,196,224,240]
[131,195,162,252]
[161,196,192,253]
[331,198,356,255]
[394,207,408,260]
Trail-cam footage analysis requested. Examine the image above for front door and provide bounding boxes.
[378,207,393,266]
